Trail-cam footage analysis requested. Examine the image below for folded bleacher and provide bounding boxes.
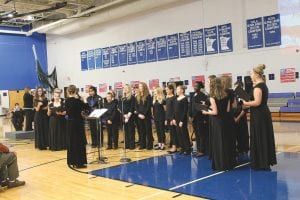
[267,92,294,112]
[267,92,300,122]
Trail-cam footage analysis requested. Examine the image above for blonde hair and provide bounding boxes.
[153,86,165,104]
[253,64,266,77]
[136,82,149,104]
[210,77,227,100]
[54,88,62,94]
[123,84,132,99]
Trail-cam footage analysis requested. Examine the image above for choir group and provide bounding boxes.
[30,64,276,171]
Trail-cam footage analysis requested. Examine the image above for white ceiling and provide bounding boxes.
[0,0,120,28]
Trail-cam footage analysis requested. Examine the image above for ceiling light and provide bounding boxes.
[26,15,34,20]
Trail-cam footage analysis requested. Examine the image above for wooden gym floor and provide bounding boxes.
[0,116,299,200]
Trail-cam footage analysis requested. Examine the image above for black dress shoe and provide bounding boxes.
[106,146,112,150]
[76,164,87,169]
[8,180,26,188]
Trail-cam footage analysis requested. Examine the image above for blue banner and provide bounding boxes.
[110,46,119,67]
[119,44,127,66]
[127,42,137,65]
[247,17,263,49]
[167,34,179,59]
[204,26,218,55]
[218,23,233,53]
[80,51,88,71]
[102,47,110,68]
[146,38,157,62]
[94,48,102,69]
[191,29,204,56]
[264,14,281,47]
[156,36,168,61]
[137,40,146,64]
[179,31,192,58]
[87,49,95,70]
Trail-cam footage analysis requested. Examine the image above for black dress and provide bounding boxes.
[165,96,177,146]
[48,101,67,151]
[153,100,166,144]
[135,95,153,149]
[120,96,136,149]
[234,102,249,154]
[65,97,89,166]
[174,96,190,154]
[189,91,209,154]
[250,82,277,169]
[34,98,49,150]
[210,97,236,171]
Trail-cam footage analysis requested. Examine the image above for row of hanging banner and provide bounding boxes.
[80,14,281,71]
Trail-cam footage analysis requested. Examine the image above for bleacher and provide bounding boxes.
[267,92,300,122]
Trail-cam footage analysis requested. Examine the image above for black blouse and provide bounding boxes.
[135,95,152,117]
[120,96,135,115]
[165,96,176,121]
[65,97,89,120]
[174,96,188,122]
[153,99,165,121]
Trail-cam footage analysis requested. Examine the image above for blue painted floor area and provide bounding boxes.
[90,152,300,199]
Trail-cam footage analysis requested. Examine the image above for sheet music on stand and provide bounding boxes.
[88,108,108,119]
[235,87,250,102]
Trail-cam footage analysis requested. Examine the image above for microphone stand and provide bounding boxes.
[120,96,131,163]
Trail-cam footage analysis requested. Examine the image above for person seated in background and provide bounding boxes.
[0,143,25,189]
[11,103,24,131]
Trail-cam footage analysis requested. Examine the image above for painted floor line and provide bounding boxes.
[169,161,250,191]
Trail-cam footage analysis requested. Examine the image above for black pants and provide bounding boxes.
[193,117,208,153]
[88,119,103,146]
[24,109,34,131]
[107,124,119,148]
[166,120,178,146]
[12,117,23,131]
[154,120,165,143]
[134,115,141,142]
[124,118,135,149]
[138,117,153,149]
[176,120,190,152]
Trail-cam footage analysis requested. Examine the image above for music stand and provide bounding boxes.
[88,108,108,164]
[120,98,131,163]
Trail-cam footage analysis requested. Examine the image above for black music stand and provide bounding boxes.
[88,108,108,164]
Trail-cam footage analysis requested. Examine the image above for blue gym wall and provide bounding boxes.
[0,26,48,90]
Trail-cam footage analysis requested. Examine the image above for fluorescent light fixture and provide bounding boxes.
[26,15,34,20]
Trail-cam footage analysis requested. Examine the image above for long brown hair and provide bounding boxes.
[136,82,149,104]
[34,86,45,100]
[210,77,227,100]
[221,76,232,90]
